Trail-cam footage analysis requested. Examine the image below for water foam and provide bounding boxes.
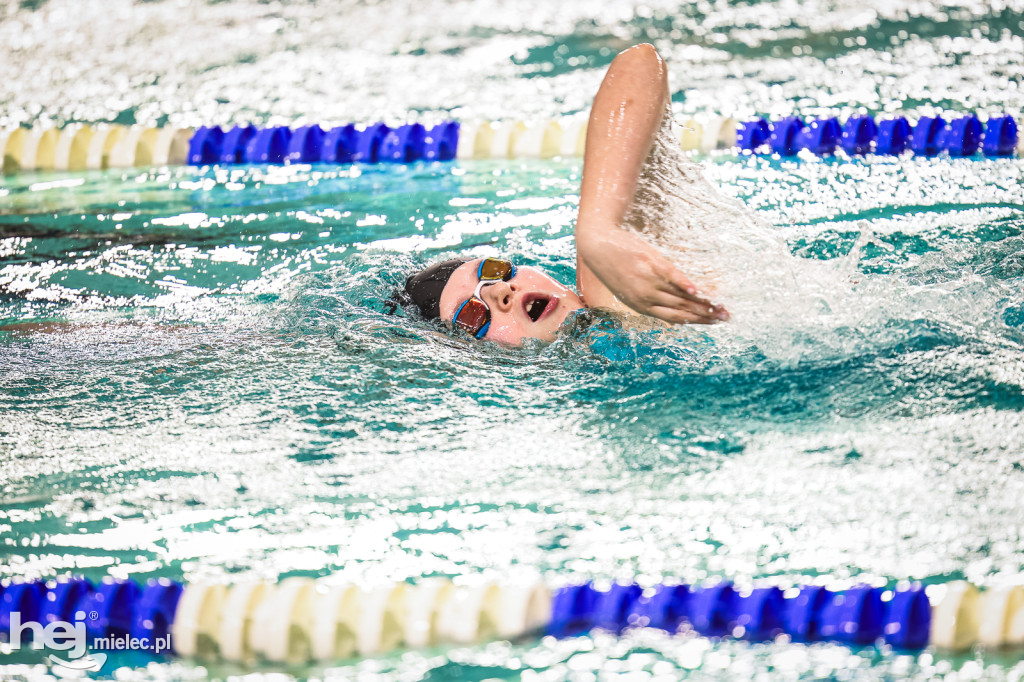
[620,113,1022,367]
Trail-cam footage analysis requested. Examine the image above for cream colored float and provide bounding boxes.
[53,125,94,171]
[108,126,160,168]
[354,583,407,655]
[311,582,360,659]
[216,581,272,661]
[495,578,551,638]
[679,117,704,152]
[85,124,127,170]
[930,581,980,651]
[152,127,193,166]
[436,580,502,644]
[978,585,1024,648]
[559,118,588,157]
[699,116,738,152]
[170,582,227,658]
[250,577,317,663]
[18,128,59,171]
[0,128,26,174]
[489,120,528,159]
[402,578,454,648]
[512,121,562,159]
[456,121,495,160]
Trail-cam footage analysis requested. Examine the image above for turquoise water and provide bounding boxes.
[3,0,1024,680]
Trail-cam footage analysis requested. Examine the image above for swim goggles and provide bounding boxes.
[452,258,518,338]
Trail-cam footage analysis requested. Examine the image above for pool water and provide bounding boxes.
[3,0,1024,680]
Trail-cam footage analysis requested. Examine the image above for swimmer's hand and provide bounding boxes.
[576,225,729,325]
[573,44,728,326]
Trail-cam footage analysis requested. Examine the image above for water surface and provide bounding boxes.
[2,0,1024,679]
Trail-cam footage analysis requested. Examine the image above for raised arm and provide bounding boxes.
[574,44,728,324]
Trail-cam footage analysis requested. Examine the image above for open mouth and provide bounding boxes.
[524,294,555,322]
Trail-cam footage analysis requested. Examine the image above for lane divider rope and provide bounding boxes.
[2,576,1024,664]
[0,113,1019,175]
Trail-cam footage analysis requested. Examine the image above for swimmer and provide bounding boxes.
[392,43,730,346]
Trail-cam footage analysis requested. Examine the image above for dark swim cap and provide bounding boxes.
[388,258,471,320]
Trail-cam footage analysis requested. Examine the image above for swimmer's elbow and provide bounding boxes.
[618,43,660,62]
[611,43,665,77]
[606,43,668,99]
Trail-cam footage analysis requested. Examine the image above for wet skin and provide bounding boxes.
[438,258,585,345]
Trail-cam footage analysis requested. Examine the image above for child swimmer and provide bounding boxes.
[392,43,731,346]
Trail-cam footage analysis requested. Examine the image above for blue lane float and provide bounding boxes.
[733,586,785,640]
[689,581,736,637]
[795,117,841,155]
[79,577,140,641]
[321,124,358,163]
[353,122,390,163]
[591,583,642,632]
[187,125,224,165]
[983,115,1018,156]
[818,584,884,645]
[938,115,982,157]
[41,577,93,625]
[909,116,947,156]
[547,581,931,651]
[840,116,878,155]
[769,117,803,156]
[547,583,597,637]
[0,580,45,636]
[629,583,691,631]
[180,113,1018,167]
[783,585,831,641]
[885,585,932,649]
[423,122,459,161]
[736,118,770,152]
[220,124,256,164]
[246,126,291,164]
[1,577,180,652]
[131,579,182,646]
[876,117,911,154]
[286,124,325,163]
[380,123,426,162]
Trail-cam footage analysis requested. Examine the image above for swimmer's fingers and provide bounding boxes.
[647,284,729,321]
[653,263,714,305]
[647,304,718,325]
[646,297,725,325]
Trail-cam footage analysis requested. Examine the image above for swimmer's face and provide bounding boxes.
[439,258,585,346]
